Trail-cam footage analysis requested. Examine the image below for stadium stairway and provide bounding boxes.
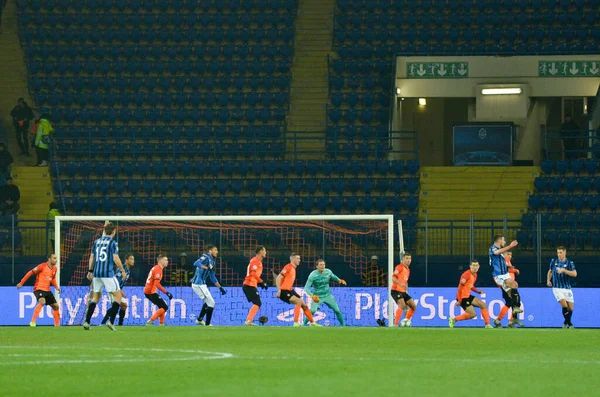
[286,0,335,157]
[12,166,53,254]
[0,0,34,165]
[416,166,539,255]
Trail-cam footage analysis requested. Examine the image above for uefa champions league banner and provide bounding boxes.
[2,287,599,327]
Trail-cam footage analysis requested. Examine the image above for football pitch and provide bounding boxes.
[1,326,598,397]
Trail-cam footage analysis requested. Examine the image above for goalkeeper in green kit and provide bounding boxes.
[303,259,347,326]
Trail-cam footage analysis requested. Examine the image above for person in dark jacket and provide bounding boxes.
[0,177,20,215]
[560,114,581,159]
[0,143,14,177]
[10,98,34,156]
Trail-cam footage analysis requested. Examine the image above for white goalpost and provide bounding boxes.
[55,214,396,326]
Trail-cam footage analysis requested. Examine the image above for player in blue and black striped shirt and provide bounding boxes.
[101,253,135,326]
[191,245,226,326]
[83,223,127,331]
[547,246,578,328]
[489,235,522,315]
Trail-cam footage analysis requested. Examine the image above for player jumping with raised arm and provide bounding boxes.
[83,223,127,331]
[17,253,61,327]
[192,245,227,326]
[276,253,321,327]
[489,235,522,316]
[449,260,493,328]
[303,259,347,326]
[391,253,417,326]
[547,246,578,328]
[145,254,173,326]
[100,253,134,326]
[494,251,524,328]
[243,246,269,326]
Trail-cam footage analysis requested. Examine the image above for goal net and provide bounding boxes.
[55,215,395,326]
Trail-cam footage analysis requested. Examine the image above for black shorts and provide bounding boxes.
[145,293,168,310]
[279,289,300,304]
[460,295,475,310]
[391,291,412,303]
[243,285,262,306]
[34,290,57,306]
[501,289,513,306]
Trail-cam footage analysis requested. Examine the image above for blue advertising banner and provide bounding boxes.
[453,124,513,166]
[2,287,598,327]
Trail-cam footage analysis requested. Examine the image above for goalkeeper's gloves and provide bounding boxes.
[219,287,227,295]
[339,279,347,285]
[166,292,173,299]
[260,281,269,290]
[312,295,320,303]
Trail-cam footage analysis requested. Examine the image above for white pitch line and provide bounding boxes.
[243,356,600,365]
[0,345,234,365]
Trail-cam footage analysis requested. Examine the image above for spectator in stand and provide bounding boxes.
[10,98,34,157]
[30,116,41,151]
[560,114,581,159]
[35,114,53,167]
[0,1,7,33]
[0,142,14,177]
[47,201,62,250]
[361,255,387,286]
[0,177,21,215]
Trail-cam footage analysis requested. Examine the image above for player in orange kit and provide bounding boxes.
[243,246,269,326]
[275,252,321,326]
[17,253,61,327]
[449,260,493,328]
[144,254,173,326]
[494,251,524,328]
[391,253,417,326]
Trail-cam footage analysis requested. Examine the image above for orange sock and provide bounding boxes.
[455,312,471,322]
[293,305,301,323]
[31,304,43,324]
[53,310,60,327]
[303,308,314,323]
[394,308,403,325]
[498,305,510,321]
[406,309,415,320]
[482,309,490,325]
[159,312,166,325]
[150,308,165,322]
[246,305,260,323]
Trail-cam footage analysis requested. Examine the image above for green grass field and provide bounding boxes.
[1,326,598,397]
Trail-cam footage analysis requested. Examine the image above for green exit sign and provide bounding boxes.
[406,62,469,79]
[538,60,600,77]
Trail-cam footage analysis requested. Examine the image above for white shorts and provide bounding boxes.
[494,273,513,292]
[553,288,574,303]
[192,284,215,307]
[92,277,120,293]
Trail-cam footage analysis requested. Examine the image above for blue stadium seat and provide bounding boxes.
[548,178,562,193]
[563,178,577,193]
[541,159,555,174]
[558,196,572,211]
[588,195,600,211]
[543,195,557,211]
[556,160,570,175]
[534,177,548,193]
[570,158,583,174]
[585,158,598,175]
[528,195,542,211]
[578,177,592,192]
[260,179,274,195]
